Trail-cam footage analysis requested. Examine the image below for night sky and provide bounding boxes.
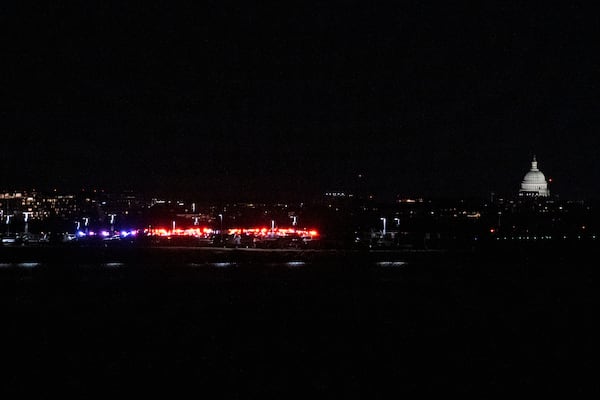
[2,2,599,199]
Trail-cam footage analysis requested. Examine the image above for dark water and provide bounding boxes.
[1,246,598,396]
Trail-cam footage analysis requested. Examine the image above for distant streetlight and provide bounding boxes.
[290,216,297,227]
[271,219,275,234]
[5,215,13,235]
[217,214,224,246]
[109,214,116,232]
[380,217,386,235]
[393,217,400,227]
[23,212,33,234]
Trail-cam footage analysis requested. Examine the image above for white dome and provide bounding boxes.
[519,156,549,197]
[522,170,547,184]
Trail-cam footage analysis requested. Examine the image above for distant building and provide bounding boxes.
[519,155,550,197]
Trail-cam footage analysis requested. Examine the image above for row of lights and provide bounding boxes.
[75,226,319,239]
[492,235,597,241]
[379,217,401,235]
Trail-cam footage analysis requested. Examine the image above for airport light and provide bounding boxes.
[108,214,117,233]
[5,214,13,234]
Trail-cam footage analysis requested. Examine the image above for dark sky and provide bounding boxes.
[2,2,599,199]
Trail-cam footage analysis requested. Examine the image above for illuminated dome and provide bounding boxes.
[519,155,549,197]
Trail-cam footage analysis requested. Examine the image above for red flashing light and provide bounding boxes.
[489,228,495,234]
[143,226,319,238]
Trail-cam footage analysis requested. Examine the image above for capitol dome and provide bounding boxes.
[519,155,549,197]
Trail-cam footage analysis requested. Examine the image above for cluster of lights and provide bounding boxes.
[487,235,599,241]
[144,227,214,237]
[76,229,139,238]
[73,227,319,239]
[226,227,318,237]
[144,226,318,238]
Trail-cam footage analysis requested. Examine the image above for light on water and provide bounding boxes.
[286,261,306,267]
[187,262,236,268]
[210,262,235,268]
[376,261,406,268]
[18,263,41,268]
[103,262,124,268]
[187,263,204,268]
[0,262,42,268]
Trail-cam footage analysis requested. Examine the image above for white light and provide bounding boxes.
[376,261,406,267]
[103,263,124,268]
[211,262,234,268]
[286,261,305,267]
[18,263,41,268]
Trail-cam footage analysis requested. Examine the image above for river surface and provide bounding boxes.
[1,246,597,396]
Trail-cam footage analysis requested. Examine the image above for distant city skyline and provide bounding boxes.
[0,153,589,201]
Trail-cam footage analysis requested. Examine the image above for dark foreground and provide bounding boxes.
[1,244,598,396]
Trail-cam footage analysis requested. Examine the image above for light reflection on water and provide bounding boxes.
[211,262,236,268]
[285,261,306,267]
[376,261,406,267]
[103,262,125,268]
[187,262,236,268]
[187,263,203,268]
[1,260,407,269]
[0,262,42,268]
[18,262,41,268]
[187,261,307,268]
